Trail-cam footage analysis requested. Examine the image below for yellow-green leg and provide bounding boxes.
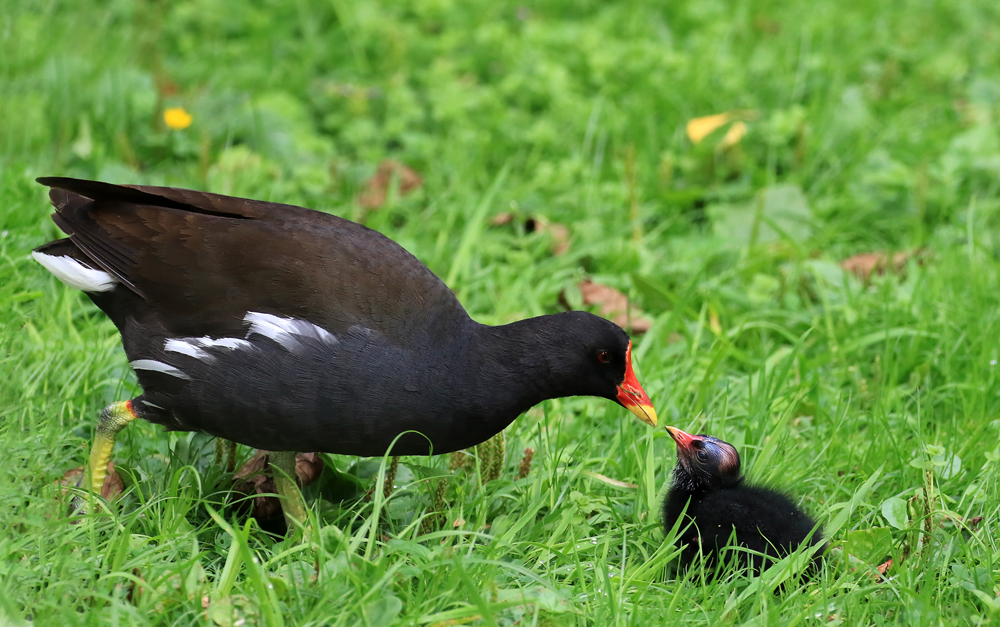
[88,401,138,494]
[270,451,308,529]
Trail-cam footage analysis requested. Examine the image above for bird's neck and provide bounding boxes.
[475,316,590,400]
[670,465,744,496]
[439,318,583,448]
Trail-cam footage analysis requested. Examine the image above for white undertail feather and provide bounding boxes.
[244,311,337,350]
[32,251,117,293]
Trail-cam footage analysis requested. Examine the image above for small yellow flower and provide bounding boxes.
[164,107,192,130]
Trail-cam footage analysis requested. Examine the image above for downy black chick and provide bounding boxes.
[662,426,823,575]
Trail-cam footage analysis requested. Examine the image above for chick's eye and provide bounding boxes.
[696,451,708,463]
[597,350,611,364]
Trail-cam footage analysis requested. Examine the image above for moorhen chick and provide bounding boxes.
[662,426,823,575]
[32,177,658,524]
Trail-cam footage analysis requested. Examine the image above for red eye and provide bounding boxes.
[597,350,611,364]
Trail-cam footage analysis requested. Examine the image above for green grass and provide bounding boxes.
[3,0,1000,624]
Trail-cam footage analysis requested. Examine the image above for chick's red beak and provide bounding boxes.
[616,341,657,427]
[665,426,700,450]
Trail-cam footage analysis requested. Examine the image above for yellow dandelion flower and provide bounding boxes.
[164,107,192,130]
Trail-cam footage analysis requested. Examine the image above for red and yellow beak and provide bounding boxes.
[665,426,699,450]
[616,341,658,427]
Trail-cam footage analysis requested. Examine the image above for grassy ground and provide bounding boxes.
[3,0,1000,624]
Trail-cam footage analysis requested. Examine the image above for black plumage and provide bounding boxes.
[32,177,659,521]
[662,427,823,575]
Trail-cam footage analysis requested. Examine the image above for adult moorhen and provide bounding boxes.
[662,426,823,576]
[32,177,658,524]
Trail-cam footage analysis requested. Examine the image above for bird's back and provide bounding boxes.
[35,177,468,345]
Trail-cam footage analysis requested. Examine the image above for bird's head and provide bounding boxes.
[665,426,741,492]
[516,311,657,427]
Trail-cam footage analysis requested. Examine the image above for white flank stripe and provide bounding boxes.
[164,339,210,360]
[202,337,252,350]
[164,336,252,360]
[244,312,295,349]
[32,252,117,293]
[244,311,337,350]
[130,359,190,380]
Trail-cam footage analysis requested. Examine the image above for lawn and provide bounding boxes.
[3,0,1000,624]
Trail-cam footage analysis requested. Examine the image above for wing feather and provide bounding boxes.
[36,177,466,345]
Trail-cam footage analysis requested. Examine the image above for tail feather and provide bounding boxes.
[37,176,254,220]
[35,180,143,296]
[32,238,118,293]
[37,177,190,211]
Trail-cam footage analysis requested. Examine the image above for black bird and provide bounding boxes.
[662,426,823,575]
[31,177,658,524]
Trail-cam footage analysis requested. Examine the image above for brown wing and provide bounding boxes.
[39,177,467,344]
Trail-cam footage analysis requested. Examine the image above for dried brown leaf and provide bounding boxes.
[490,213,571,255]
[578,279,653,334]
[357,160,423,210]
[942,514,984,530]
[876,557,893,576]
[60,466,84,485]
[489,211,514,226]
[59,463,124,501]
[232,451,325,519]
[295,452,324,485]
[101,463,125,500]
[840,250,917,283]
[232,451,268,482]
[546,222,571,255]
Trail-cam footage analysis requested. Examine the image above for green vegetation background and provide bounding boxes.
[3,0,1000,624]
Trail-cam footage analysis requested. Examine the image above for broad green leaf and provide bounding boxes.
[881,496,909,529]
[842,528,893,562]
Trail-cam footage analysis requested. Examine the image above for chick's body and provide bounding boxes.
[662,427,823,574]
[664,480,821,573]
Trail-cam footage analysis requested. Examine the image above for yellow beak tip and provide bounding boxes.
[627,404,658,428]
